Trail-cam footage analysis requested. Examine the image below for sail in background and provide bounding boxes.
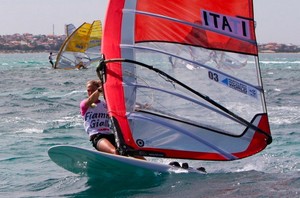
[65,23,76,37]
[55,20,102,69]
[100,0,272,161]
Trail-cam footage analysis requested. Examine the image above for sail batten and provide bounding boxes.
[100,0,272,161]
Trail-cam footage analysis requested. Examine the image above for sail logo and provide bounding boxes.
[90,40,100,44]
[222,78,257,98]
[209,70,257,99]
[226,78,247,94]
[201,9,251,40]
[76,44,84,49]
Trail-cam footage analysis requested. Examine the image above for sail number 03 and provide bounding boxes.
[208,71,219,82]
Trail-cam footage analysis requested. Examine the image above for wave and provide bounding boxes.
[260,60,300,64]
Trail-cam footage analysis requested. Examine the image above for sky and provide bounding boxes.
[1,0,299,45]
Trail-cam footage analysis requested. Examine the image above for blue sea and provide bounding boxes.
[0,52,299,197]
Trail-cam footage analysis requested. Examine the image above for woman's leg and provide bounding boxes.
[96,138,118,154]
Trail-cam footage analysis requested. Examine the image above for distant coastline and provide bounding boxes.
[258,43,300,53]
[0,33,300,53]
[0,33,65,54]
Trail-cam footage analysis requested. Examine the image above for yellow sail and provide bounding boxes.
[88,20,102,49]
[54,20,102,69]
[65,23,92,53]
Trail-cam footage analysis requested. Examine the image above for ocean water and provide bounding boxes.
[0,52,299,198]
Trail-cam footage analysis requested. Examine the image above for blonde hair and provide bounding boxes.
[86,80,101,88]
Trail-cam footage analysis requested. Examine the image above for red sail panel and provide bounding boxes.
[101,0,137,147]
[135,0,257,55]
[233,114,271,159]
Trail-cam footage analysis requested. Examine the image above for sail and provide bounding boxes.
[65,23,76,37]
[99,0,272,161]
[55,20,102,69]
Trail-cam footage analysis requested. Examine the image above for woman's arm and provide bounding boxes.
[84,88,101,108]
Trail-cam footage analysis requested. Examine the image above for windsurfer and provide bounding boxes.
[49,52,55,68]
[75,61,87,70]
[80,80,146,160]
[80,80,118,155]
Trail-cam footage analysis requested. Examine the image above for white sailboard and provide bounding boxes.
[48,145,205,178]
